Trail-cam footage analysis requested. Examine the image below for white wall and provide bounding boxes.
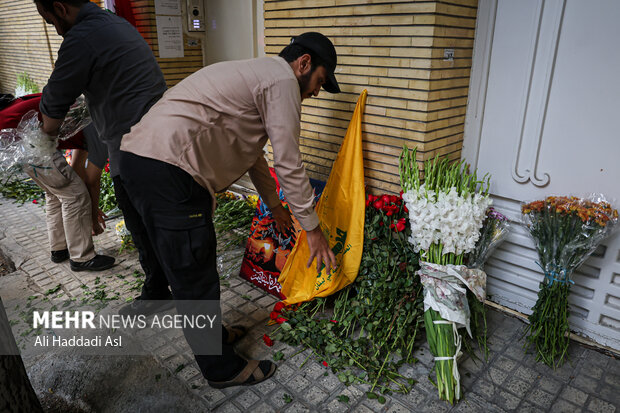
[204,0,264,65]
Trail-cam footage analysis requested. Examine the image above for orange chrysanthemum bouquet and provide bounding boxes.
[521,196,618,368]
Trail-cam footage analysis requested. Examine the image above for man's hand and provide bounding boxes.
[41,113,63,136]
[306,225,337,274]
[91,209,107,236]
[271,203,293,233]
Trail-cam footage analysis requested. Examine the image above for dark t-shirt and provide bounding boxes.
[40,2,167,176]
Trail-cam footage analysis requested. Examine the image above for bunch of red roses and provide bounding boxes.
[366,193,408,233]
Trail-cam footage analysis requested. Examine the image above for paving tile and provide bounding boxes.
[598,385,620,407]
[550,399,580,413]
[572,375,600,394]
[269,388,296,410]
[284,401,310,412]
[473,378,496,399]
[249,402,277,413]
[529,388,556,410]
[316,371,343,393]
[515,401,541,413]
[494,355,518,373]
[213,401,242,413]
[302,385,329,405]
[502,376,532,398]
[486,367,509,385]
[235,389,260,410]
[538,376,563,396]
[495,389,521,411]
[560,385,589,407]
[586,397,617,413]
[603,373,620,388]
[386,400,411,412]
[287,374,311,392]
[514,366,540,383]
[325,397,351,413]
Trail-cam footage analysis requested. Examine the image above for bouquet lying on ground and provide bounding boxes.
[522,196,618,368]
[464,207,511,358]
[399,146,491,404]
[213,191,257,248]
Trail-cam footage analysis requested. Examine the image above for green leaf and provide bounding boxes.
[273,351,284,361]
[366,392,378,400]
[283,393,293,403]
[337,395,350,404]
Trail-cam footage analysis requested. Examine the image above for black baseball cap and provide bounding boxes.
[290,32,341,94]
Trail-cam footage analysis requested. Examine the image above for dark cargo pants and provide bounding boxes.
[118,150,245,381]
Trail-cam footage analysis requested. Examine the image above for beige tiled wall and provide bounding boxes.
[263,0,478,193]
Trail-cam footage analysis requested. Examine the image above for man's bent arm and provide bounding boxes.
[41,113,63,136]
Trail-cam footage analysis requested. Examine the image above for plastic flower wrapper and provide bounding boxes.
[57,95,92,140]
[466,207,511,270]
[521,195,618,368]
[399,146,490,404]
[0,98,91,175]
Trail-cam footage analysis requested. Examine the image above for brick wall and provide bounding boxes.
[263,0,478,194]
[0,0,70,94]
[0,0,202,93]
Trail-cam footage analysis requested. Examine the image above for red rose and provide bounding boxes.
[270,311,279,320]
[381,195,390,204]
[104,163,110,173]
[379,222,384,227]
[276,317,287,324]
[330,320,338,323]
[373,200,384,210]
[322,361,328,367]
[390,195,399,203]
[390,223,395,230]
[263,334,274,347]
[274,302,285,312]
[396,221,406,232]
[404,205,409,213]
[386,210,393,217]
[32,199,38,204]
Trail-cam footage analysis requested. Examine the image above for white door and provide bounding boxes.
[463,0,620,350]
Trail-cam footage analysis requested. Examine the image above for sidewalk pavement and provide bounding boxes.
[0,196,618,412]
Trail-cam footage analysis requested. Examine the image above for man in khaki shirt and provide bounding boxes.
[119,32,340,388]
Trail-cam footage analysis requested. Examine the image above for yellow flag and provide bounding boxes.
[279,90,367,305]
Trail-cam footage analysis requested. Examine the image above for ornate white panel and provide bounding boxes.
[464,0,620,350]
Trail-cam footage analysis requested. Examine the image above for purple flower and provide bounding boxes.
[487,207,507,222]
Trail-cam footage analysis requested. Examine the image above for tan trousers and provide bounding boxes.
[25,152,96,262]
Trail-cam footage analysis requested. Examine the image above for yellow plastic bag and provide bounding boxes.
[278,90,367,305]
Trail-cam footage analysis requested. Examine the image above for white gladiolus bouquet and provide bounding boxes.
[400,146,490,404]
[403,185,491,256]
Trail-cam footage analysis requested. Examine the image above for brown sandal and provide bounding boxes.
[225,325,247,345]
[208,360,277,389]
